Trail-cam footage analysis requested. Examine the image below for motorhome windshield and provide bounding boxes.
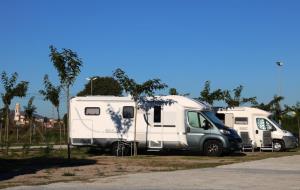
[269,118,283,129]
[202,111,225,128]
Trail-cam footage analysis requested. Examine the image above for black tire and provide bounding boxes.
[204,140,223,157]
[273,140,285,152]
[111,142,130,156]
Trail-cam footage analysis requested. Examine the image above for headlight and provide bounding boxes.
[220,129,231,135]
[283,130,294,137]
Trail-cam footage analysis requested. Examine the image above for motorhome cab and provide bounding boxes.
[217,107,298,151]
[69,95,242,156]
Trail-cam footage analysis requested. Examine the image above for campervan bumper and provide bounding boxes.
[224,137,242,152]
[283,136,298,149]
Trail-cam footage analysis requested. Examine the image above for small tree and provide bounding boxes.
[223,85,257,107]
[198,81,223,106]
[0,71,28,144]
[24,96,37,144]
[49,45,83,159]
[77,76,122,96]
[255,95,284,122]
[286,102,300,144]
[292,102,300,145]
[0,108,4,143]
[113,68,167,156]
[169,88,178,95]
[39,74,62,146]
[168,88,190,96]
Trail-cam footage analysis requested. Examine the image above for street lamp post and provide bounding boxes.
[276,61,284,97]
[276,61,284,124]
[86,77,97,95]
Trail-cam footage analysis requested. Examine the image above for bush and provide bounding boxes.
[43,144,53,155]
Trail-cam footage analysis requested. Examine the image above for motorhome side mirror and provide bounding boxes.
[203,120,210,130]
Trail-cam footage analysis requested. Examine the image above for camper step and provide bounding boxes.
[147,149,161,152]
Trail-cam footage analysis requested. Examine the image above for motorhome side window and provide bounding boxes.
[256,118,274,130]
[123,106,134,119]
[85,107,100,115]
[154,106,161,123]
[188,111,206,128]
[235,117,248,125]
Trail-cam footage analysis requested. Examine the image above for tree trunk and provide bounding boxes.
[0,123,2,143]
[29,119,32,144]
[16,126,19,142]
[298,117,300,146]
[133,102,138,156]
[63,119,66,139]
[36,125,45,141]
[67,86,71,160]
[33,121,36,136]
[5,106,9,145]
[57,107,61,149]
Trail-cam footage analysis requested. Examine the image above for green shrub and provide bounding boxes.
[43,144,53,155]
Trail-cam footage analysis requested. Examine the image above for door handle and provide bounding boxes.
[256,130,258,134]
[187,127,190,133]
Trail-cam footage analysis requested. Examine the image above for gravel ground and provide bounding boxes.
[5,155,300,190]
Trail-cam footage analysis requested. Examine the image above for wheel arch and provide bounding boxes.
[200,135,226,152]
[273,138,286,151]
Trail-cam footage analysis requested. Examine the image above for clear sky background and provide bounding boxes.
[0,0,299,118]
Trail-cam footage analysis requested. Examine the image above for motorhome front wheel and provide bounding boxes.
[204,140,223,157]
[273,140,285,152]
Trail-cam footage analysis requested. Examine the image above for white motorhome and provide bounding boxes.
[69,95,242,156]
[216,107,298,151]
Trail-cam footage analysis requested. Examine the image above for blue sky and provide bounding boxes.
[0,0,299,118]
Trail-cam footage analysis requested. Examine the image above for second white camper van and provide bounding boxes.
[69,95,242,156]
[217,107,298,151]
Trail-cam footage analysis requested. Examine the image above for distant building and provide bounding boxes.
[13,103,47,126]
[10,102,59,128]
[14,103,20,121]
[14,103,26,125]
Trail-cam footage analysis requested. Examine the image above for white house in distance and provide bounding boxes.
[14,103,26,125]
[13,102,53,127]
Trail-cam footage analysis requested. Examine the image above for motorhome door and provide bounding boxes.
[147,106,163,149]
[186,111,211,150]
[254,117,274,147]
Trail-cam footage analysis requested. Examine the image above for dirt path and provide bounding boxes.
[5,155,300,190]
[1,150,300,189]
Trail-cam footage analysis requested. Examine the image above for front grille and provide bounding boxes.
[229,138,242,143]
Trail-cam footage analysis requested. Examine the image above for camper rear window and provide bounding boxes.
[85,107,100,115]
[123,106,134,118]
[235,117,248,125]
